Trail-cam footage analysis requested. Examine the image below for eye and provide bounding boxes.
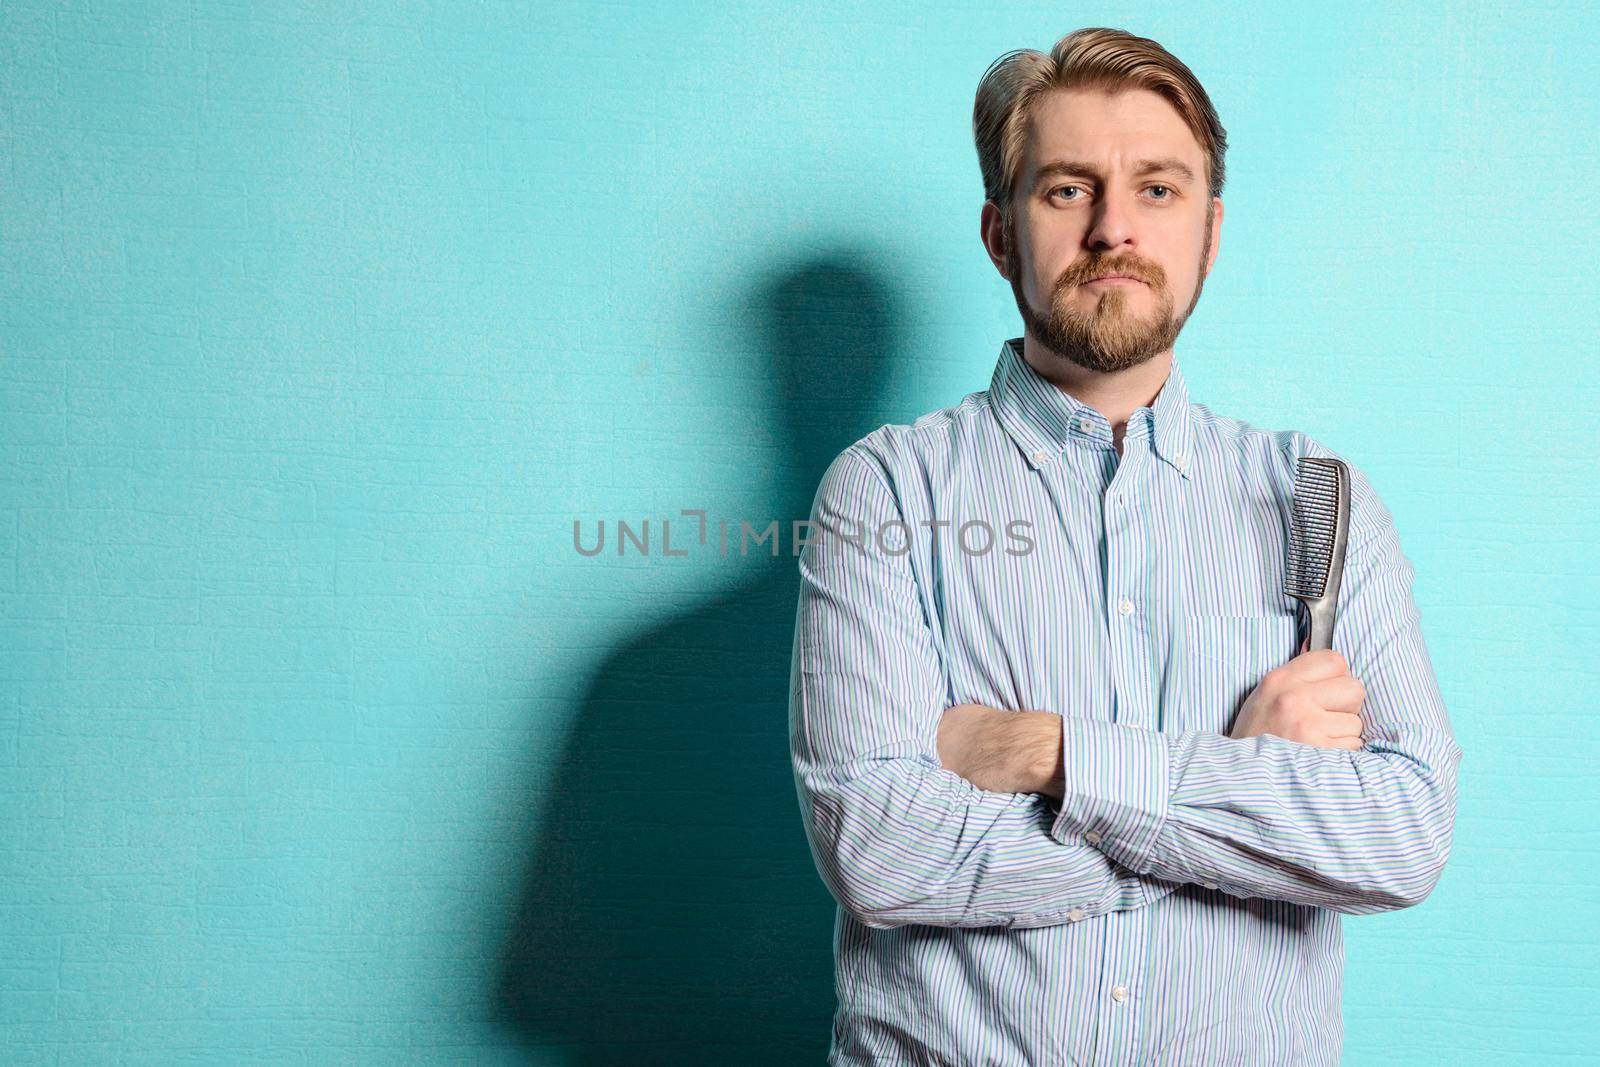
[1147,185,1174,200]
[1048,186,1085,202]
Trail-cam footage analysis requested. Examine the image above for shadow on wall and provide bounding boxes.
[493,260,909,1064]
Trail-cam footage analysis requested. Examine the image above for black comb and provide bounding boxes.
[1284,456,1350,651]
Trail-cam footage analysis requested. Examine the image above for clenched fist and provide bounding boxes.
[1230,635,1367,750]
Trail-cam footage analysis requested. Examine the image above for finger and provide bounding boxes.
[1284,648,1350,682]
[1308,675,1365,713]
[1320,711,1365,739]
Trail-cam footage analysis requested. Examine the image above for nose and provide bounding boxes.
[1084,193,1136,253]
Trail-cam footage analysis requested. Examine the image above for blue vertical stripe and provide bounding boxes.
[789,337,1462,1066]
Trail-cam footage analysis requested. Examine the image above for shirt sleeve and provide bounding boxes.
[1047,451,1463,915]
[790,444,1180,930]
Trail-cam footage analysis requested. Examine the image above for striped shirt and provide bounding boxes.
[787,336,1462,1066]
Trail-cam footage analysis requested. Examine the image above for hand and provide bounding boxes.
[936,703,1063,798]
[1229,634,1366,750]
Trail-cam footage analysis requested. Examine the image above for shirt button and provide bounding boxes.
[1085,830,1103,846]
[1067,907,1085,922]
[1173,451,1189,469]
[1202,881,1219,890]
[1077,416,1094,433]
[1111,985,1129,1002]
[1031,449,1047,463]
[1117,598,1134,616]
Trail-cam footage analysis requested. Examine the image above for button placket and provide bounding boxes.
[1103,453,1155,730]
[1091,907,1149,1059]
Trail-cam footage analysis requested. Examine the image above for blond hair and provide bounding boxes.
[973,27,1228,231]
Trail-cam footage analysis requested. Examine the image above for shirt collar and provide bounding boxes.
[988,336,1195,479]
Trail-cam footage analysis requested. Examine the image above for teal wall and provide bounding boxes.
[3,2,1595,1063]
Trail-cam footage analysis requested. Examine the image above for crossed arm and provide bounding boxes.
[789,444,1462,930]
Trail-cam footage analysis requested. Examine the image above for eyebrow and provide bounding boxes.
[1032,156,1198,188]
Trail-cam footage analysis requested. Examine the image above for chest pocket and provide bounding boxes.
[1174,612,1302,735]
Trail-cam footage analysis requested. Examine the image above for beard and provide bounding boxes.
[1006,206,1213,375]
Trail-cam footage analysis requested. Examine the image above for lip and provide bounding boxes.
[1082,275,1145,286]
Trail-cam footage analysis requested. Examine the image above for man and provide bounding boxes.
[787,26,1462,1067]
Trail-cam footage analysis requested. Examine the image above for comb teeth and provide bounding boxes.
[1284,457,1342,600]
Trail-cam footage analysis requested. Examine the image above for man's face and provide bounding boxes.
[991,87,1221,375]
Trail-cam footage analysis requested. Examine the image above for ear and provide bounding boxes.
[1204,196,1224,275]
[980,201,1010,280]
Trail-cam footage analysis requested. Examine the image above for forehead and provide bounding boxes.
[1022,87,1204,176]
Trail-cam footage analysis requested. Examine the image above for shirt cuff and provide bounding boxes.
[1048,717,1172,873]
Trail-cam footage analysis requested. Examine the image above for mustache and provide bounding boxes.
[1062,259,1164,288]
